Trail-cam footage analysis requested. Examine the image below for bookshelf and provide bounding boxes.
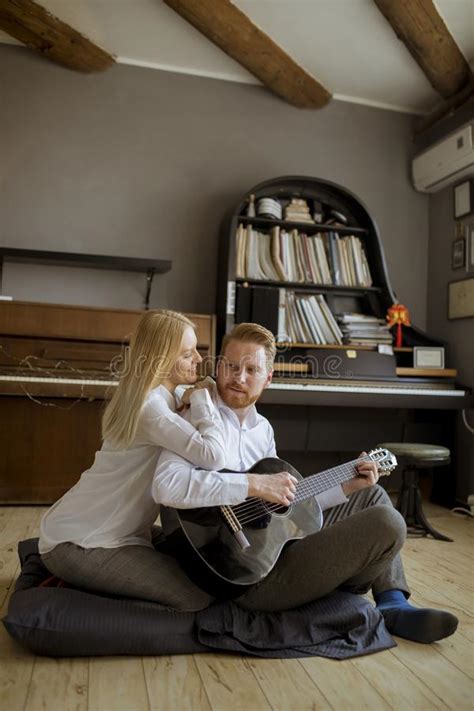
[216,175,397,355]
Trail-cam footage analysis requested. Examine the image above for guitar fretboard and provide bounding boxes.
[294,456,369,502]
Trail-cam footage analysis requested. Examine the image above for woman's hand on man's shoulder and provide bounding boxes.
[180,376,215,406]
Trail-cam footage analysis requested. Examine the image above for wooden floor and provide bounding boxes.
[0,503,473,711]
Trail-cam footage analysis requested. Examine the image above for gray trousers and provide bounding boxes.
[236,484,409,611]
[41,526,212,612]
[41,485,408,612]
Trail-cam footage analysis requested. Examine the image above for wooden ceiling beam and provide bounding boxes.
[373,0,472,99]
[415,81,474,135]
[163,0,331,109]
[0,0,115,72]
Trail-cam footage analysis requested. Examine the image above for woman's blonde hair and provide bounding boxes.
[102,309,195,448]
[220,322,276,370]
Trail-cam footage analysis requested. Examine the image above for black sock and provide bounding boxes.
[375,590,458,644]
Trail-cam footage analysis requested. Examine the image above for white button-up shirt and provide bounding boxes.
[39,386,227,554]
[153,386,347,510]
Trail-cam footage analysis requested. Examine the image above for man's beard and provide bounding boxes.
[216,381,264,410]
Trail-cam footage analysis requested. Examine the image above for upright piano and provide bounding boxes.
[0,301,216,503]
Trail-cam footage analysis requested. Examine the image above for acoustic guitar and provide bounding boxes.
[160,448,397,599]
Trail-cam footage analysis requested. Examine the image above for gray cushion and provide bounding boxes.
[3,539,395,659]
[3,539,206,657]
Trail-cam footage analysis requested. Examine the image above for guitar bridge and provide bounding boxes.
[219,505,251,549]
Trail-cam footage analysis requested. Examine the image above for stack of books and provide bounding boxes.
[277,290,343,345]
[284,198,314,223]
[336,313,393,346]
[235,225,373,287]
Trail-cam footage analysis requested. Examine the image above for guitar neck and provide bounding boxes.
[294,458,366,502]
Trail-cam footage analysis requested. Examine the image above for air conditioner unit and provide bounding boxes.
[412,122,474,193]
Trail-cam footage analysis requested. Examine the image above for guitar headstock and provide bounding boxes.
[367,448,397,476]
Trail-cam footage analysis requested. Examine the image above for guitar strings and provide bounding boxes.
[234,461,389,526]
[230,457,364,518]
[230,456,375,525]
[231,456,367,515]
[232,455,389,526]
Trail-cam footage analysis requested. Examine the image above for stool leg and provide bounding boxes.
[395,484,410,520]
[398,467,453,542]
[405,470,419,527]
[398,469,421,530]
[412,486,453,542]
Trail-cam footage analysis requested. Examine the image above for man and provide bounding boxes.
[153,323,458,643]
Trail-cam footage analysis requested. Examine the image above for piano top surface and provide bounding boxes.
[0,300,214,345]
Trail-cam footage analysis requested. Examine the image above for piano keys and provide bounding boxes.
[261,378,470,410]
[0,373,118,399]
[0,373,468,410]
[269,345,470,409]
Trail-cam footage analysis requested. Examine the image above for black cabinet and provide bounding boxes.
[216,175,397,351]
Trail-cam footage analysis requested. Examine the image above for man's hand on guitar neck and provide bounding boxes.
[246,471,298,507]
[342,451,380,497]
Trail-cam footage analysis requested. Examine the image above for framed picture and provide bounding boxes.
[413,347,445,369]
[448,277,474,319]
[453,179,473,219]
[455,221,466,239]
[452,238,466,269]
[467,226,474,273]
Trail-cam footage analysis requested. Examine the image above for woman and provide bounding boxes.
[39,309,226,611]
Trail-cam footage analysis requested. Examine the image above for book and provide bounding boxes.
[235,224,245,278]
[328,232,342,285]
[276,288,288,342]
[312,295,336,344]
[300,297,322,344]
[294,297,313,342]
[271,227,286,281]
[251,286,280,336]
[307,236,323,283]
[316,295,343,344]
[285,291,298,342]
[236,284,252,322]
[336,238,348,285]
[293,232,307,282]
[305,297,326,343]
[246,228,263,280]
[260,232,279,281]
[315,235,332,284]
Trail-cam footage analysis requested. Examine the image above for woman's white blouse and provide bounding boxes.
[38,386,229,554]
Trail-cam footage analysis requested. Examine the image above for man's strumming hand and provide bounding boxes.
[246,471,298,507]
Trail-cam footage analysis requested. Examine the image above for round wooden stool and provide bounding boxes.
[377,443,452,542]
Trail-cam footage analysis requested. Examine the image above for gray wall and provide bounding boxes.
[427,187,474,503]
[0,45,428,325]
